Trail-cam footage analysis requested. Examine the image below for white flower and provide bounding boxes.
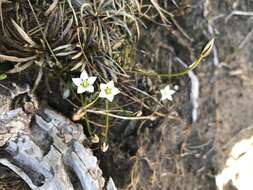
[160,85,176,101]
[72,70,97,94]
[174,85,179,91]
[99,80,120,102]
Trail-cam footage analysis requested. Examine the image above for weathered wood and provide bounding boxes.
[0,83,116,190]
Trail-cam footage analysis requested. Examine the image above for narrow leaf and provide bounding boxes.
[6,61,34,74]
[0,54,36,62]
[11,19,36,46]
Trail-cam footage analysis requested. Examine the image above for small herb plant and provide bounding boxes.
[71,38,214,152]
[0,0,214,152]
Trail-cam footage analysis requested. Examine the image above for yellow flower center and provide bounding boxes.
[105,87,112,95]
[81,80,89,88]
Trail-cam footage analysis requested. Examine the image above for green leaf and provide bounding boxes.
[0,74,7,80]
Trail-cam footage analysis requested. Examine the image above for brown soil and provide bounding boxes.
[98,0,253,190]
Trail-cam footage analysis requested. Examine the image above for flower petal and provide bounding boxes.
[107,80,115,88]
[88,76,97,84]
[99,90,107,98]
[72,78,82,86]
[106,94,114,102]
[160,89,167,101]
[77,86,86,94]
[161,94,166,101]
[161,96,166,101]
[164,85,171,91]
[167,95,173,101]
[80,70,88,80]
[169,89,176,95]
[100,83,107,91]
[86,85,94,93]
[112,87,120,96]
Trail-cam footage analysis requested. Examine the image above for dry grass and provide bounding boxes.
[0,0,171,80]
[0,0,175,140]
[0,0,213,150]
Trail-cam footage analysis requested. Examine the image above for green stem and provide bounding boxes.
[105,100,109,143]
[82,95,100,110]
[73,95,100,121]
[83,97,92,135]
[85,115,92,135]
[130,55,204,78]
[80,94,85,106]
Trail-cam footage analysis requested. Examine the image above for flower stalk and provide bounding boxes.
[72,95,100,121]
[105,100,109,143]
[131,38,214,78]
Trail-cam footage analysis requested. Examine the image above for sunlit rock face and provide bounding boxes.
[216,136,253,190]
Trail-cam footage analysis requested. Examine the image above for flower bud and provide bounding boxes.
[91,134,99,144]
[200,38,214,58]
[101,142,109,152]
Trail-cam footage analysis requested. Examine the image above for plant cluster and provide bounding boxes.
[0,0,213,151]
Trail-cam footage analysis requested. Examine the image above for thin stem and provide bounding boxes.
[84,97,92,135]
[83,95,100,110]
[129,55,205,78]
[86,109,157,121]
[72,94,100,121]
[85,115,92,135]
[105,100,109,143]
[80,94,84,106]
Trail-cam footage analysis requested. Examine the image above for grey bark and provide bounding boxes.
[0,83,116,190]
